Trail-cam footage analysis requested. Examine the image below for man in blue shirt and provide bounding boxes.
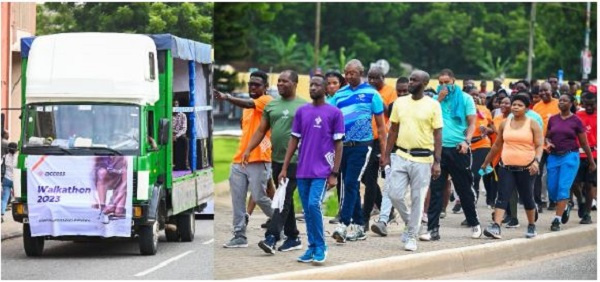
[420,69,483,242]
[329,59,386,243]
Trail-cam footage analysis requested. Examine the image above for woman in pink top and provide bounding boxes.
[481,95,544,239]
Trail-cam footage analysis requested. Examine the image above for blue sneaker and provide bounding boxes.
[278,237,302,252]
[258,234,277,254]
[312,246,327,265]
[297,247,314,263]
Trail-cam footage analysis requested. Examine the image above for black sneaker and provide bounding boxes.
[550,218,561,231]
[548,202,557,211]
[418,228,440,241]
[525,224,537,238]
[483,223,502,239]
[506,218,520,228]
[580,213,593,224]
[502,216,512,225]
[577,199,586,219]
[562,202,574,224]
[460,219,469,227]
[452,202,462,214]
[258,235,277,254]
[261,219,271,229]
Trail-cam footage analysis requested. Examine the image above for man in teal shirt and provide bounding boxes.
[420,69,482,242]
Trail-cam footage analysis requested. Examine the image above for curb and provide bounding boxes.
[1,231,22,242]
[245,225,597,280]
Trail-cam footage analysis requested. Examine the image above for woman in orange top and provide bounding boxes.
[469,89,495,205]
[481,95,544,239]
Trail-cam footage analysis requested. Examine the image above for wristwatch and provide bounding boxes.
[330,171,340,177]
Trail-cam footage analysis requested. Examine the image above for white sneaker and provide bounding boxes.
[471,225,482,239]
[419,232,431,241]
[404,238,418,251]
[332,223,347,243]
[401,226,409,243]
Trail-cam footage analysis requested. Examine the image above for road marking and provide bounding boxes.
[202,239,214,245]
[134,250,194,277]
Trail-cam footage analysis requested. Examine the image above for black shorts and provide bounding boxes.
[576,158,597,186]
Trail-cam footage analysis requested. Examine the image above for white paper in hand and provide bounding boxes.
[271,178,289,212]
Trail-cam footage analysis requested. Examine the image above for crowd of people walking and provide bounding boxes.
[214,59,597,265]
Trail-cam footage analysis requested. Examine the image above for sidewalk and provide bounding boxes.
[1,211,22,241]
[213,181,597,280]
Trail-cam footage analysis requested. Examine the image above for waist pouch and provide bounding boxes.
[395,145,433,157]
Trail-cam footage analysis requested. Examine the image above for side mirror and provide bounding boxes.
[158,118,170,145]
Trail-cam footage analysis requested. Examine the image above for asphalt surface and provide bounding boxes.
[1,219,214,280]
[433,247,597,280]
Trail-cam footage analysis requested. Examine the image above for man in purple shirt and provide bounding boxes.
[279,74,344,265]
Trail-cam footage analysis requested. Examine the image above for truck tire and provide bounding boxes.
[178,211,195,242]
[138,221,158,255]
[23,224,44,257]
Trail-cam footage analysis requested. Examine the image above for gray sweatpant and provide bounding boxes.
[386,154,432,239]
[229,163,273,236]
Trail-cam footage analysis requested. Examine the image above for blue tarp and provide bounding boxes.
[21,33,212,64]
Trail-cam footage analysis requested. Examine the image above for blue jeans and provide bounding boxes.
[2,178,13,215]
[547,152,580,202]
[340,145,371,226]
[297,178,327,249]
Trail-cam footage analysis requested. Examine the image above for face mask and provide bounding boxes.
[436,84,455,94]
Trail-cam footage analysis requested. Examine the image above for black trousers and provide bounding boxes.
[534,152,549,205]
[173,135,189,170]
[428,147,480,230]
[471,147,490,201]
[486,166,499,206]
[496,166,536,211]
[265,162,300,241]
[361,141,382,223]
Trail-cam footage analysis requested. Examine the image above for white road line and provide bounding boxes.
[134,250,194,277]
[202,239,214,245]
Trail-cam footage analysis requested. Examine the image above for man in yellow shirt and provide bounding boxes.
[377,70,443,251]
[532,82,560,212]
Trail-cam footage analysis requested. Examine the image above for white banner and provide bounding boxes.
[26,156,133,237]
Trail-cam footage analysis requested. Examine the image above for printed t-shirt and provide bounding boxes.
[330,83,384,142]
[263,97,307,163]
[371,84,397,140]
[471,105,493,150]
[292,103,345,178]
[547,114,585,153]
[389,95,443,164]
[576,111,597,158]
[233,95,273,164]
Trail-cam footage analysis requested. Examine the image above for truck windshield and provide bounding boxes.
[23,104,140,155]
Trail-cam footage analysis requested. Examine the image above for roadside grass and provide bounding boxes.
[213,137,239,183]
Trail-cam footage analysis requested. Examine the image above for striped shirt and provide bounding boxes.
[329,82,384,142]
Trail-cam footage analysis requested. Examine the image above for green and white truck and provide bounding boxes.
[11,32,214,256]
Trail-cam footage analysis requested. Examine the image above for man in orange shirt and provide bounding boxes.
[214,70,274,248]
[361,66,396,230]
[532,82,560,212]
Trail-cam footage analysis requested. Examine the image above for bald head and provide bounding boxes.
[412,70,430,85]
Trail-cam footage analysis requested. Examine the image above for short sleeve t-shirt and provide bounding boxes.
[576,110,597,158]
[471,105,493,150]
[292,104,345,178]
[389,95,443,163]
[330,83,384,142]
[233,95,273,164]
[532,99,560,136]
[436,91,477,147]
[547,114,585,153]
[371,84,397,140]
[263,97,307,163]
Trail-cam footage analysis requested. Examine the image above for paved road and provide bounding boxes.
[1,219,214,280]
[433,247,597,280]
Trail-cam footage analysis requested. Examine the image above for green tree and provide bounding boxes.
[257,34,304,71]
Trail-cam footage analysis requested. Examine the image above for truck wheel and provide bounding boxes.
[178,211,195,242]
[23,224,44,257]
[165,217,180,242]
[139,221,158,255]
